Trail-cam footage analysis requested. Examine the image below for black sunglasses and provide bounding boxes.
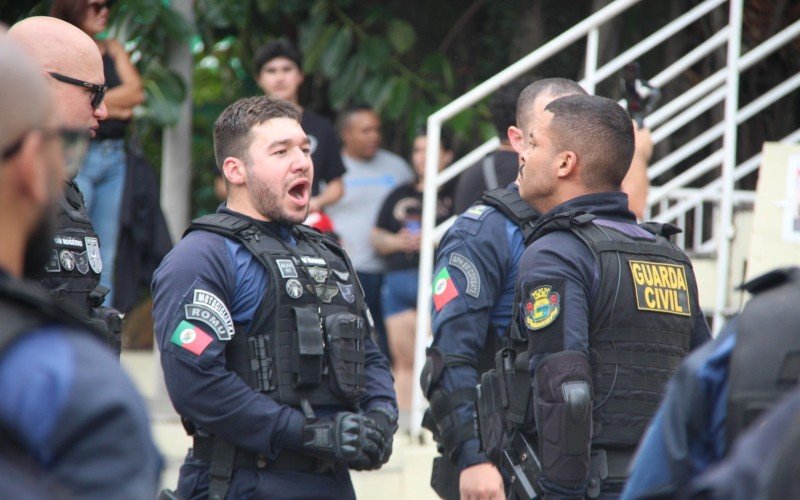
[48,72,107,109]
[2,128,90,178]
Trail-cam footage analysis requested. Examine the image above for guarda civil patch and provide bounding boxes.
[628,260,691,316]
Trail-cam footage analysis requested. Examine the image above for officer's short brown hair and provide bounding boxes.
[213,95,301,168]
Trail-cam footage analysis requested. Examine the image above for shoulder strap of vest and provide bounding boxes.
[185,213,254,239]
[526,210,596,246]
[479,188,541,240]
[638,221,683,238]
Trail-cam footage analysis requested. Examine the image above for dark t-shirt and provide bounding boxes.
[453,150,519,214]
[302,110,346,196]
[375,182,454,271]
[95,51,127,141]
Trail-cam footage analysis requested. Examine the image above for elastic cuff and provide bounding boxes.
[275,409,306,451]
[366,399,398,420]
[457,438,490,470]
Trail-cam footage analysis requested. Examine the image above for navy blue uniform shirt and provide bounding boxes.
[430,185,527,469]
[152,209,396,460]
[0,296,162,498]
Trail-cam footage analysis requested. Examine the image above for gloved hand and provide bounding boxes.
[365,407,398,467]
[301,412,382,469]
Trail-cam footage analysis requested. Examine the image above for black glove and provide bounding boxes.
[301,412,382,469]
[365,407,397,467]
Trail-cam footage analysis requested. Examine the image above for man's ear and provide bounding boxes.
[13,132,48,204]
[508,125,526,153]
[222,157,247,186]
[556,150,578,179]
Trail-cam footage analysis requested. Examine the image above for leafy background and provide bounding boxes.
[3,0,799,216]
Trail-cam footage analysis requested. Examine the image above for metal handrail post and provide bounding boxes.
[584,27,600,94]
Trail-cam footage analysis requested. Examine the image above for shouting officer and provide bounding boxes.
[514,94,710,498]
[152,96,397,500]
[0,36,160,499]
[9,17,122,355]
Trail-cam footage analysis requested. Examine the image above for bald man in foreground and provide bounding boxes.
[0,32,161,499]
[9,17,123,355]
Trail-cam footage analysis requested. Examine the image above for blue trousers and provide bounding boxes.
[75,139,126,307]
[357,271,391,363]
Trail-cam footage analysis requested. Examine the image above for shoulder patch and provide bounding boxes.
[433,266,459,311]
[462,204,491,221]
[525,285,561,330]
[171,320,214,355]
[448,252,480,298]
[184,289,235,340]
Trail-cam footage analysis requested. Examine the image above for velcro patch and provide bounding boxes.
[628,260,691,316]
[184,289,235,340]
[171,320,213,355]
[462,204,490,221]
[433,266,459,311]
[448,252,480,298]
[525,285,561,330]
[525,279,566,355]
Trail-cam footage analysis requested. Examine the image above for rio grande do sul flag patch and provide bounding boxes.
[170,320,213,355]
[433,266,459,311]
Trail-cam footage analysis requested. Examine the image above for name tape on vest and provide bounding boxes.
[628,260,691,316]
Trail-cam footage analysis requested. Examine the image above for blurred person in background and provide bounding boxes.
[371,127,454,420]
[254,39,346,217]
[327,105,414,361]
[51,0,145,308]
[453,77,529,214]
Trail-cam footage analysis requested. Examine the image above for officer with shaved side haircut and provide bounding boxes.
[513,94,709,498]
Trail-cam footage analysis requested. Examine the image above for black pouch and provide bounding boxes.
[430,455,460,500]
[325,311,367,399]
[290,307,324,389]
[476,369,509,464]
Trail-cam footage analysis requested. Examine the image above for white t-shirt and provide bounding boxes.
[326,149,413,273]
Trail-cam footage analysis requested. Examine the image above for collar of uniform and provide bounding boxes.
[543,192,635,223]
[217,207,295,244]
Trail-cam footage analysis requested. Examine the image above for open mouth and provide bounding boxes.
[288,178,310,207]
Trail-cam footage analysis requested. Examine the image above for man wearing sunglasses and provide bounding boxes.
[9,16,123,356]
[0,37,160,498]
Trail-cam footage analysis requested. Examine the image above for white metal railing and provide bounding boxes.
[410,0,800,436]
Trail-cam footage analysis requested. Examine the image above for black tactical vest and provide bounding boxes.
[727,267,800,444]
[531,213,695,448]
[187,213,370,410]
[30,181,103,317]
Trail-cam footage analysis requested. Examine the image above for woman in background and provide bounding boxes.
[371,128,455,422]
[52,0,145,307]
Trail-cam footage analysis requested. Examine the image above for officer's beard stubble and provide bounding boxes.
[245,166,309,226]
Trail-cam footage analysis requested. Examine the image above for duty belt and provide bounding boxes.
[192,436,338,474]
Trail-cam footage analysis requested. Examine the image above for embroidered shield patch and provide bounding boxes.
[525,285,561,331]
[85,237,102,274]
